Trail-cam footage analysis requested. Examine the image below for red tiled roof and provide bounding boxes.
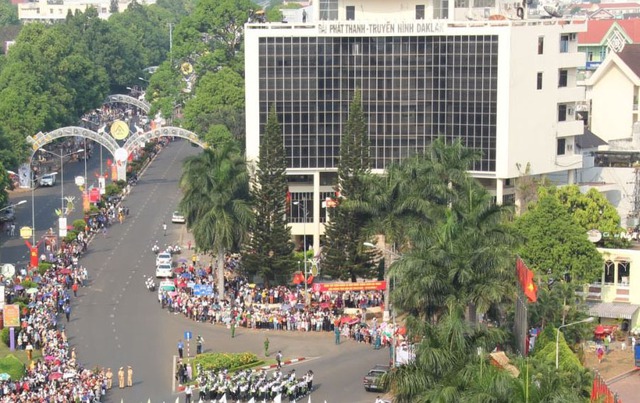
[578,19,640,44]
[579,19,616,44]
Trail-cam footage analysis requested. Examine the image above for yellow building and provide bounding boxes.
[586,247,640,332]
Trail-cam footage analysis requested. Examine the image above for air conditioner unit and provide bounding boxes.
[569,33,577,40]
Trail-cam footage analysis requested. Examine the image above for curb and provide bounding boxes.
[260,357,307,370]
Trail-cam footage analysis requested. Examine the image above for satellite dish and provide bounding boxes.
[587,229,602,243]
[1,264,15,278]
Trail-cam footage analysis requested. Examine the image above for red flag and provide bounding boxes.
[292,271,304,285]
[516,257,538,303]
[306,274,314,284]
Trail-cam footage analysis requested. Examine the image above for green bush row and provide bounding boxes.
[191,352,260,375]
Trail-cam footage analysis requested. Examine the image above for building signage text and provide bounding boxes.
[319,21,445,35]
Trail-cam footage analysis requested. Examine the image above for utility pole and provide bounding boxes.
[168,23,173,66]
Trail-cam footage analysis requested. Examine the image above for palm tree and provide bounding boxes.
[179,137,253,299]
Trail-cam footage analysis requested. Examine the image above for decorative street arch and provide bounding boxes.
[26,126,206,182]
[114,126,207,181]
[104,94,151,114]
[26,126,119,157]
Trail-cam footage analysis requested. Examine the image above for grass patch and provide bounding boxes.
[0,340,42,381]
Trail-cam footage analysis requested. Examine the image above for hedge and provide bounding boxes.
[191,352,260,376]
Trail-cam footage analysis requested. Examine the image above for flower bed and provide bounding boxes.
[191,352,261,375]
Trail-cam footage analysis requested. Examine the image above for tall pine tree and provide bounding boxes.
[322,89,377,281]
[243,104,295,286]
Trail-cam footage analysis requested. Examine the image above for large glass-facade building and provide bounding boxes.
[258,35,498,171]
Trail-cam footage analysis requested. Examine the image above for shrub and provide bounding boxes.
[191,352,260,375]
[20,280,36,290]
[104,183,121,197]
[0,354,26,380]
[63,230,78,243]
[1,328,9,347]
[72,219,86,232]
[38,262,52,276]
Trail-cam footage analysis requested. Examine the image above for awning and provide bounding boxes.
[587,302,640,320]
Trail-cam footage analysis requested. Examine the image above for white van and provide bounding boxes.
[157,280,175,302]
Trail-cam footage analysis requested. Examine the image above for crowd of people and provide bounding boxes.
[0,228,108,402]
[193,367,314,403]
[157,259,400,349]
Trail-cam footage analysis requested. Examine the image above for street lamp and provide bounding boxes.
[364,241,400,368]
[293,200,310,306]
[555,317,595,369]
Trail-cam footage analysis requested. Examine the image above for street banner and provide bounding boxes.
[312,281,386,292]
[193,284,213,296]
[0,286,5,310]
[58,217,67,237]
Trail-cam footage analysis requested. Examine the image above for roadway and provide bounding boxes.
[8,139,388,402]
[3,146,108,267]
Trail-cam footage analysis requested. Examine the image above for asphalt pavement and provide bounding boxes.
[45,139,391,403]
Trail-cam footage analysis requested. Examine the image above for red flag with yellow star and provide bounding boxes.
[516,257,538,303]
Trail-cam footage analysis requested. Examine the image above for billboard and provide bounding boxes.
[3,304,20,327]
[312,281,386,293]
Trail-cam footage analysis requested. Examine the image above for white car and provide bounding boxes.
[39,173,56,187]
[156,252,172,266]
[171,211,185,224]
[155,263,173,278]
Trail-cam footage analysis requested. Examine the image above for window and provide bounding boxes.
[557,138,566,155]
[536,72,543,90]
[618,261,630,285]
[538,36,544,54]
[558,104,567,122]
[604,261,615,283]
[560,34,569,53]
[346,6,355,20]
[416,5,425,19]
[558,69,568,87]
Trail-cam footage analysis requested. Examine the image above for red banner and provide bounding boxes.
[312,281,386,293]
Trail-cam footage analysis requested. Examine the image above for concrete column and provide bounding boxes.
[313,171,321,253]
[568,169,575,185]
[495,178,504,205]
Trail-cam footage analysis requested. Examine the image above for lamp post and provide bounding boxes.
[555,317,595,369]
[293,200,309,306]
[364,241,400,367]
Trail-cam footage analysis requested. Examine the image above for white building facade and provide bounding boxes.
[18,0,156,23]
[245,0,587,250]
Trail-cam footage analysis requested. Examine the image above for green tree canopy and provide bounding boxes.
[514,192,603,284]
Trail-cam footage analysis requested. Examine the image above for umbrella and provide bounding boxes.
[48,372,63,381]
[281,304,292,312]
[59,268,72,275]
[26,288,38,295]
[13,285,23,291]
[180,272,193,279]
[0,373,10,381]
[44,355,55,362]
[594,325,605,334]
